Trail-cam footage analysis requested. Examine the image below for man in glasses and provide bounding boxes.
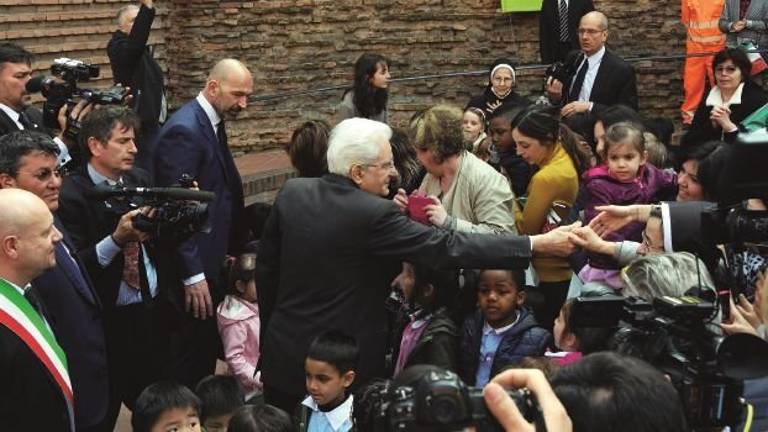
[545,11,638,119]
[0,129,142,431]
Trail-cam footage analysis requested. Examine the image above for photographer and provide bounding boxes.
[0,42,91,169]
[108,0,167,176]
[56,106,164,422]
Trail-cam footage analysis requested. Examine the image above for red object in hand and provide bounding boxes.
[408,193,432,225]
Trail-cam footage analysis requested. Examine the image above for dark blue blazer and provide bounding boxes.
[153,98,244,305]
[30,219,109,429]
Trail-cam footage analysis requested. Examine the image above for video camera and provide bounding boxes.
[26,58,127,138]
[571,294,768,430]
[88,175,214,243]
[363,367,538,432]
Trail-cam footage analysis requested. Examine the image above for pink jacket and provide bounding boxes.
[217,295,262,396]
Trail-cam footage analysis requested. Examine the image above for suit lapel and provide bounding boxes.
[192,101,241,188]
[54,218,101,308]
[590,50,612,102]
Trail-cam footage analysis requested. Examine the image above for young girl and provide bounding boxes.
[336,53,390,124]
[392,264,459,376]
[547,299,613,365]
[217,250,262,401]
[580,122,677,290]
[462,107,488,154]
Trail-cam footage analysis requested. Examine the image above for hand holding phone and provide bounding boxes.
[408,192,432,225]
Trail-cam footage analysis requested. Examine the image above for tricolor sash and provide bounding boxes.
[0,279,74,431]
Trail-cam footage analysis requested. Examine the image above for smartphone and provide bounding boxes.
[408,193,432,225]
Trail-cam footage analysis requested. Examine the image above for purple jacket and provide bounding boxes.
[583,164,677,268]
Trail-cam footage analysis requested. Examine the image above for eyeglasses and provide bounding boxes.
[492,77,514,84]
[641,229,662,252]
[578,28,605,36]
[715,66,739,75]
[362,161,395,171]
[18,166,63,182]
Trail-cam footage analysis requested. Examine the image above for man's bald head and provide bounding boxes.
[582,11,609,31]
[203,59,254,119]
[0,188,60,286]
[578,11,609,56]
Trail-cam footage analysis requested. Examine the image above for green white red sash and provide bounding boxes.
[0,279,74,431]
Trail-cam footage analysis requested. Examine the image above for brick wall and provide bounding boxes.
[2,0,685,153]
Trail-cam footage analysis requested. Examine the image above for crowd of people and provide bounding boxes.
[1,0,768,431]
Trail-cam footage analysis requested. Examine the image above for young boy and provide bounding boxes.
[131,381,202,432]
[459,269,552,386]
[488,105,531,197]
[195,375,245,432]
[296,331,358,432]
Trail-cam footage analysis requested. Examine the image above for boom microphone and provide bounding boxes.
[88,184,216,202]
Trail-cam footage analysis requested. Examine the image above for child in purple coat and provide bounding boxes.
[580,122,677,290]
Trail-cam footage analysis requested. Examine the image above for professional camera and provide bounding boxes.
[26,58,127,136]
[365,367,539,432]
[88,175,214,243]
[544,61,575,84]
[570,294,768,430]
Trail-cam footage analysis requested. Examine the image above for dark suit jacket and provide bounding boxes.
[563,48,639,113]
[153,98,244,307]
[256,174,533,396]
[30,219,108,429]
[57,166,153,308]
[0,105,44,136]
[539,0,595,63]
[107,4,164,129]
[0,321,71,431]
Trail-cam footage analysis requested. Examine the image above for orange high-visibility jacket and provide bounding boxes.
[682,0,727,48]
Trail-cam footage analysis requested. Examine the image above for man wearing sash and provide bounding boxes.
[0,188,74,431]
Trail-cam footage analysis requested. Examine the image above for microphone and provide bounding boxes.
[88,184,216,202]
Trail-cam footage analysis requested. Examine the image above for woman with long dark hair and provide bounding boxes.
[336,53,391,124]
[512,105,590,331]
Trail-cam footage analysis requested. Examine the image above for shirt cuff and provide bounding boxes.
[528,236,534,252]
[588,102,594,112]
[53,137,71,165]
[96,235,121,267]
[183,273,206,286]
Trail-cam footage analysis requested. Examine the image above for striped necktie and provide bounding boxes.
[559,0,570,42]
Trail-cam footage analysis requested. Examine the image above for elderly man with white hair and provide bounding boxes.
[256,117,580,412]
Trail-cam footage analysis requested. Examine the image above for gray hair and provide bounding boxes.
[116,5,138,25]
[327,118,392,175]
[622,252,716,302]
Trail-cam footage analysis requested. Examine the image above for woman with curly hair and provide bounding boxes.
[336,53,391,124]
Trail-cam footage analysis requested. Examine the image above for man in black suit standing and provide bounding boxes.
[58,106,164,422]
[153,58,251,389]
[256,117,579,412]
[108,0,166,177]
[0,188,73,431]
[539,0,595,64]
[546,11,638,118]
[0,130,114,431]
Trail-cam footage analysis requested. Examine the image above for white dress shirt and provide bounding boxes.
[0,103,72,166]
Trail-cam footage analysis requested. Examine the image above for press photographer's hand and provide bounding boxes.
[484,369,572,432]
[112,207,151,245]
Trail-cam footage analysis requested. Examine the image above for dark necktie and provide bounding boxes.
[568,56,589,103]
[24,287,50,323]
[18,110,36,130]
[55,243,93,301]
[559,0,570,42]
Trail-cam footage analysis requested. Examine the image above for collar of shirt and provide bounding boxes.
[0,103,23,129]
[1,278,29,297]
[585,45,606,68]
[87,163,122,186]
[706,82,745,108]
[482,313,521,336]
[301,394,354,431]
[196,92,221,135]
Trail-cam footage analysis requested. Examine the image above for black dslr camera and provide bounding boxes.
[369,367,539,432]
[544,61,576,85]
[28,58,126,137]
[89,175,214,243]
[571,295,768,430]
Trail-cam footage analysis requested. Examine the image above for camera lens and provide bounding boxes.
[430,395,459,424]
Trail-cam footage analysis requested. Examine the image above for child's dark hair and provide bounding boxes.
[227,404,293,432]
[604,121,646,155]
[131,381,201,432]
[412,265,460,313]
[560,300,612,354]
[307,330,359,374]
[479,269,526,291]
[490,102,525,126]
[194,375,244,422]
[225,243,258,296]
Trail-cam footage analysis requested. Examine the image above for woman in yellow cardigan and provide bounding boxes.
[512,106,590,330]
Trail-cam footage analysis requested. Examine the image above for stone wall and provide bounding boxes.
[2,0,685,153]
